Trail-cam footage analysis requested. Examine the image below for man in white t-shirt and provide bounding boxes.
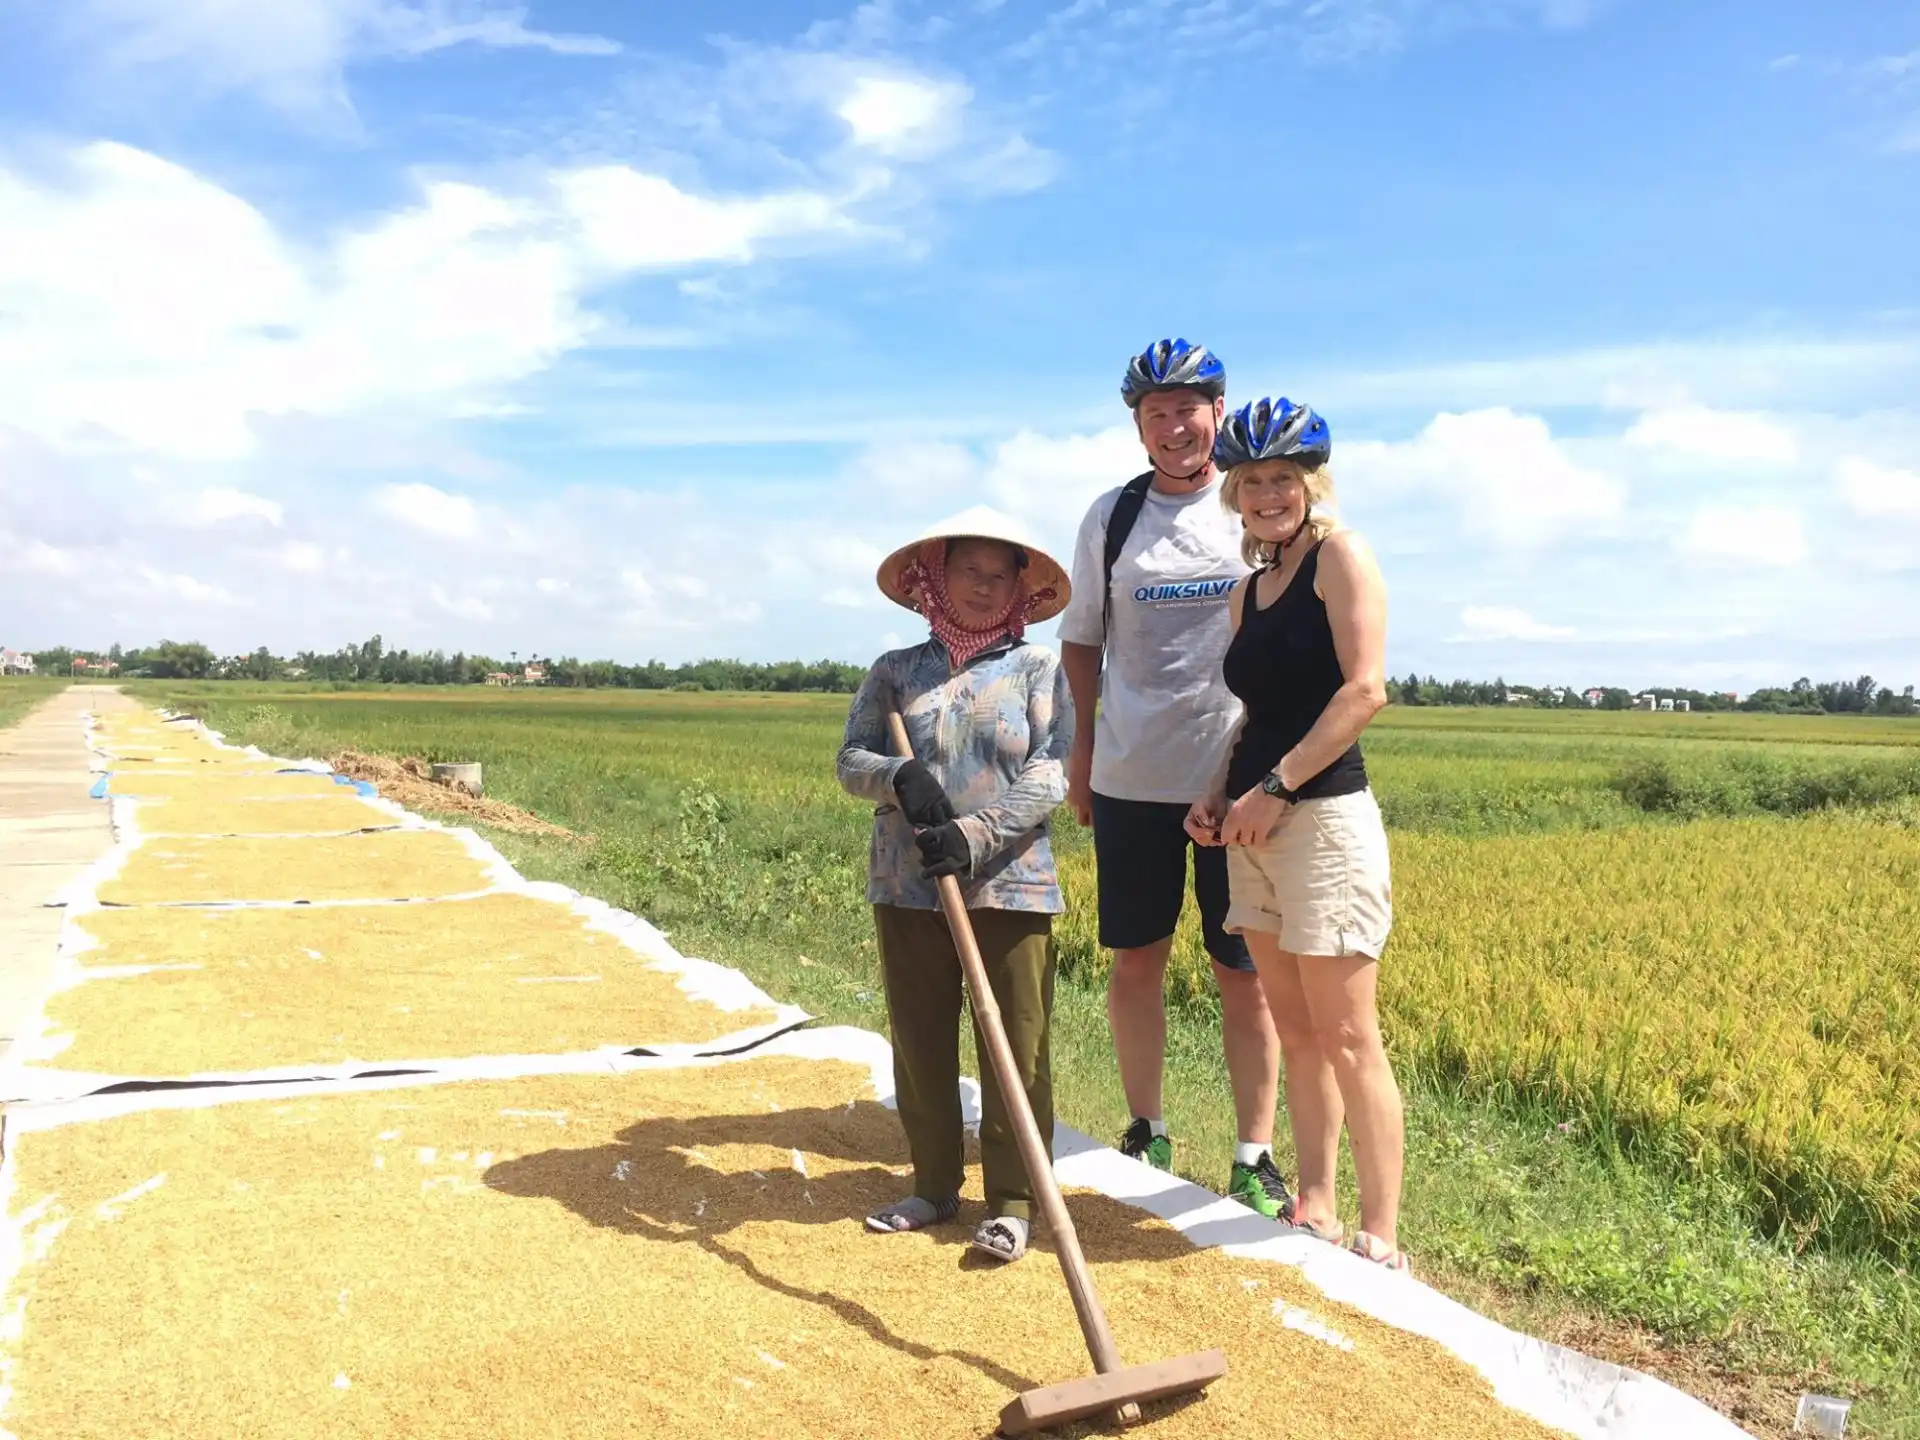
[1055,338,1290,1220]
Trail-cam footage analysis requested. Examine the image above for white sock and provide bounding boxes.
[1234,1142,1269,1168]
[1145,1118,1167,1138]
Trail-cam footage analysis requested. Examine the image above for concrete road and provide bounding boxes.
[0,686,130,1064]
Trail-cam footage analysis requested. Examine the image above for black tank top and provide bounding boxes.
[1222,541,1368,802]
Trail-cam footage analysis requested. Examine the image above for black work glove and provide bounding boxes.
[914,821,971,879]
[892,759,956,827]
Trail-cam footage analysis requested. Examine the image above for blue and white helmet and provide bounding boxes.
[1214,396,1331,469]
[1121,338,1226,409]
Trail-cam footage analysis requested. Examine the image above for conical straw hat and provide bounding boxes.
[875,506,1071,623]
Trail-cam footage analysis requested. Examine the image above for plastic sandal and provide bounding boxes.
[1290,1214,1346,1246]
[1348,1230,1411,1274]
[865,1194,960,1234]
[969,1215,1029,1263]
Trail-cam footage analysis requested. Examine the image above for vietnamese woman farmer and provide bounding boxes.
[836,506,1075,1264]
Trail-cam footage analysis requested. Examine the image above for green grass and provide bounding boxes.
[0,677,68,730]
[144,683,1920,1438]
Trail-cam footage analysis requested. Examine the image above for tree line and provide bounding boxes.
[19,639,1918,715]
[26,639,868,694]
[1391,674,1917,716]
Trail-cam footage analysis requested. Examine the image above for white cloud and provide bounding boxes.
[983,423,1144,542]
[837,74,970,154]
[135,565,233,605]
[281,542,327,573]
[1836,455,1920,519]
[1009,0,1602,69]
[0,143,913,462]
[1450,606,1576,641]
[1676,504,1809,567]
[430,585,494,622]
[192,487,284,526]
[20,540,84,576]
[1324,334,1920,417]
[55,0,619,119]
[1624,404,1799,465]
[556,167,860,272]
[370,482,480,539]
[535,577,569,594]
[1343,408,1626,547]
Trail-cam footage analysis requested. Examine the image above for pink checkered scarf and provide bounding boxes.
[899,541,1058,669]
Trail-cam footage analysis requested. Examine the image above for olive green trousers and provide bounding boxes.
[873,904,1057,1221]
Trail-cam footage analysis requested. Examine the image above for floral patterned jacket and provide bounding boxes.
[836,635,1074,914]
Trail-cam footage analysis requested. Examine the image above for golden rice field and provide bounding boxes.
[144,683,1920,1260]
[1051,813,1920,1252]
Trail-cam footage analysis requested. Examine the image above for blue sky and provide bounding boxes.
[1,0,1916,692]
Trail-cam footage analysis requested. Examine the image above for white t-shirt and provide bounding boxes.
[1056,476,1252,804]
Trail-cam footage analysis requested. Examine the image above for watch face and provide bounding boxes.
[1261,773,1284,796]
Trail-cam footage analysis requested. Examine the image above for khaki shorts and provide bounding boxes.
[1223,788,1393,959]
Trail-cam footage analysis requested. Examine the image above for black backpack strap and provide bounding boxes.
[1101,470,1155,637]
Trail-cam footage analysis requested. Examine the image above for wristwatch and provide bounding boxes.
[1259,770,1300,802]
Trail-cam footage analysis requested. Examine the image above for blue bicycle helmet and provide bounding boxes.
[1121,338,1226,409]
[1214,396,1331,469]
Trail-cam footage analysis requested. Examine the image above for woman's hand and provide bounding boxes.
[914,822,971,879]
[893,759,956,827]
[1220,788,1287,847]
[1183,789,1228,846]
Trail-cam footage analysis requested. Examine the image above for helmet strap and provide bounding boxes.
[1279,504,1314,553]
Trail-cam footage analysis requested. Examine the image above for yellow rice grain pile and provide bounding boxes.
[1,1058,1569,1440]
[43,896,778,1073]
[97,832,494,905]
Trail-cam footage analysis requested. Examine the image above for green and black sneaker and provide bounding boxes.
[1117,1118,1173,1172]
[1227,1151,1295,1222]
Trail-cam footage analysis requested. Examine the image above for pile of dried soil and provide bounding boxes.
[330,751,580,839]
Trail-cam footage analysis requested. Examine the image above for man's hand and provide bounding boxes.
[892,759,956,828]
[1183,789,1227,847]
[1067,741,1094,828]
[1220,788,1286,847]
[914,822,971,879]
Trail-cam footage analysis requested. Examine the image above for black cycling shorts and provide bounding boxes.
[1089,792,1254,972]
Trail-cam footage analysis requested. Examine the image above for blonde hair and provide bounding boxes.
[1220,460,1340,568]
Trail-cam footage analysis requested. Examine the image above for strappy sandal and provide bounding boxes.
[1276,1194,1345,1246]
[969,1215,1029,1263]
[1348,1230,1411,1274]
[865,1194,960,1234]
[1289,1213,1346,1246]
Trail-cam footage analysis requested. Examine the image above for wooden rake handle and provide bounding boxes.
[882,701,1128,1382]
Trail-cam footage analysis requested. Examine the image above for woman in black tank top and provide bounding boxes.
[1181,395,1409,1273]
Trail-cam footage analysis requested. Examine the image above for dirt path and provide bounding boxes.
[0,687,128,1064]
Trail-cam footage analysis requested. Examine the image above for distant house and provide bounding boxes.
[1675,699,1691,712]
[1632,694,1657,711]
[484,671,517,687]
[0,648,35,676]
[1583,688,1605,707]
[523,663,548,685]
[1659,698,1675,712]
[69,656,119,676]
